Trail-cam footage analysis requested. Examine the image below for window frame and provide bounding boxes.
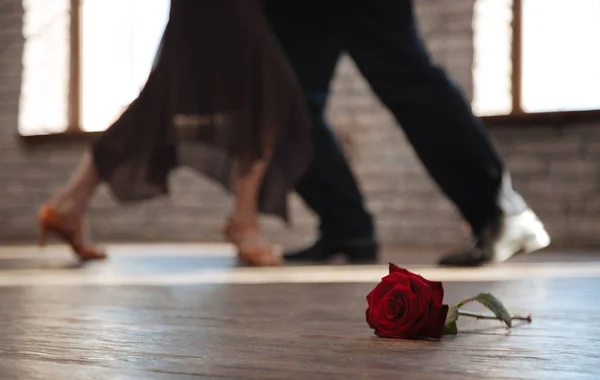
[67,0,82,134]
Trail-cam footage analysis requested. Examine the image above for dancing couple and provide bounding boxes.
[38,0,550,268]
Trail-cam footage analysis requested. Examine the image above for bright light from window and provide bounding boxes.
[473,0,600,115]
[472,0,513,116]
[521,0,600,112]
[81,0,170,132]
[19,0,71,136]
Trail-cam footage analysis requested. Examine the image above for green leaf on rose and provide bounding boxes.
[443,321,458,335]
[443,306,459,335]
[444,306,458,325]
[456,293,513,328]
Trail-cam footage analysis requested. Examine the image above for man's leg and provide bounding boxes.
[263,0,378,263]
[326,0,550,266]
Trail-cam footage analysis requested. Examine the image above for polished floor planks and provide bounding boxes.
[0,244,598,379]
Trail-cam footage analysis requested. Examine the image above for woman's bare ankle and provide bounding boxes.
[46,195,85,222]
[228,215,258,229]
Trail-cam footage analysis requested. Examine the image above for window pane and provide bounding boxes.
[521,0,600,112]
[19,0,70,136]
[82,0,169,132]
[472,0,513,116]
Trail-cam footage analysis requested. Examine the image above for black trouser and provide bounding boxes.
[265,0,526,238]
[264,0,376,239]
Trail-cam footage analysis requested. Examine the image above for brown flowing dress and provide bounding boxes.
[91,0,312,222]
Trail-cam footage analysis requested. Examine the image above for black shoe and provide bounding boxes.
[438,209,551,267]
[284,236,379,264]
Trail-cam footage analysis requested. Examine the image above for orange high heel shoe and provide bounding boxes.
[224,218,283,267]
[38,204,107,261]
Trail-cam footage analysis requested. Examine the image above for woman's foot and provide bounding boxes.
[224,218,283,267]
[38,202,107,261]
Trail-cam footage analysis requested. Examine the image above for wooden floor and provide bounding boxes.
[0,244,599,379]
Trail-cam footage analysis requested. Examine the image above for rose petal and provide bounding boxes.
[366,277,398,307]
[388,264,445,307]
[373,313,403,336]
[365,307,377,329]
[389,286,438,339]
[374,295,407,335]
[384,288,409,312]
[399,300,431,338]
[409,279,433,312]
[408,276,433,301]
[367,275,410,308]
[417,304,450,339]
[375,299,403,330]
[385,283,413,297]
[375,293,419,338]
[422,280,444,309]
[388,263,403,274]
[383,273,412,287]
[384,297,401,319]
[381,274,412,293]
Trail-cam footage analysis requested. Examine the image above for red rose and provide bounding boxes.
[366,263,449,340]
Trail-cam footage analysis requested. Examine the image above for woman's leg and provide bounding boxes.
[50,149,101,216]
[225,153,283,266]
[39,148,106,260]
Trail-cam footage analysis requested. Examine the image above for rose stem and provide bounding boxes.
[457,311,532,322]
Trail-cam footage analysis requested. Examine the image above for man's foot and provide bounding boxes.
[438,209,551,267]
[284,236,379,264]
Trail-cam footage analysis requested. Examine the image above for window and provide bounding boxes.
[82,0,169,132]
[473,0,600,118]
[19,0,71,136]
[19,0,169,136]
[19,0,600,136]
